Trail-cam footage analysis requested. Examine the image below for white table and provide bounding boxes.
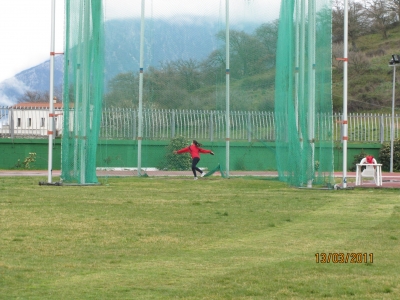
[355,164,383,186]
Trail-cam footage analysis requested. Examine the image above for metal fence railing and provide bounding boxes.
[0,106,399,143]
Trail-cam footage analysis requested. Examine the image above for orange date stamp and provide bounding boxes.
[315,253,373,263]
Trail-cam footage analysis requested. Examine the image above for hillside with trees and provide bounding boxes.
[104,0,400,113]
[332,0,400,112]
[103,21,278,112]
[17,0,400,113]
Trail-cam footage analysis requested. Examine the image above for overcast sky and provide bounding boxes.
[0,0,281,83]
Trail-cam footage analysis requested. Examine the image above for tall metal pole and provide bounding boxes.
[390,64,396,173]
[307,0,316,188]
[48,0,56,183]
[342,0,349,188]
[225,0,230,177]
[138,0,145,176]
[299,0,306,136]
[80,0,91,184]
[295,0,300,131]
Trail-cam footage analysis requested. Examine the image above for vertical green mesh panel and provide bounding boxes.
[275,0,334,187]
[134,1,228,174]
[61,0,105,184]
[59,1,334,183]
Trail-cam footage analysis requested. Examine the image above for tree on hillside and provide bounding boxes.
[103,72,137,108]
[216,29,268,79]
[349,1,371,48]
[173,59,202,92]
[200,49,226,85]
[363,0,396,39]
[255,20,279,69]
[17,87,62,104]
[332,0,370,49]
[145,64,191,109]
[18,91,48,103]
[388,0,400,21]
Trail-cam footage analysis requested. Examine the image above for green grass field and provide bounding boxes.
[1,176,399,299]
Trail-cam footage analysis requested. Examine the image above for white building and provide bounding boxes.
[0,102,73,138]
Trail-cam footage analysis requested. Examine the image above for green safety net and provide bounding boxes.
[61,0,105,184]
[129,0,229,176]
[274,0,334,187]
[59,0,334,185]
[203,163,228,178]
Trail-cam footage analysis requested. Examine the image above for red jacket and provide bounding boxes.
[176,144,212,159]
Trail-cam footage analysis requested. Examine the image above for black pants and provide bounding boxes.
[192,157,202,177]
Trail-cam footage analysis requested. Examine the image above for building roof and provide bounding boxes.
[12,102,74,109]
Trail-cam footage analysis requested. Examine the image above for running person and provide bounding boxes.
[173,140,214,180]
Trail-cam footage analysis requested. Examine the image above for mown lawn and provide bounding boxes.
[1,176,399,299]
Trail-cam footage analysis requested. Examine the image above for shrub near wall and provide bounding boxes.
[0,139,62,170]
[379,139,400,171]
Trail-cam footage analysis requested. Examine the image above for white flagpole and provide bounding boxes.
[342,0,349,188]
[225,0,230,178]
[307,0,316,188]
[138,0,145,176]
[48,0,56,183]
[390,62,396,173]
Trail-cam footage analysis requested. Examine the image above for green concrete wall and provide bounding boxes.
[0,139,383,171]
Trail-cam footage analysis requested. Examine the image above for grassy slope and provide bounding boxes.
[1,176,400,299]
[333,24,400,113]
